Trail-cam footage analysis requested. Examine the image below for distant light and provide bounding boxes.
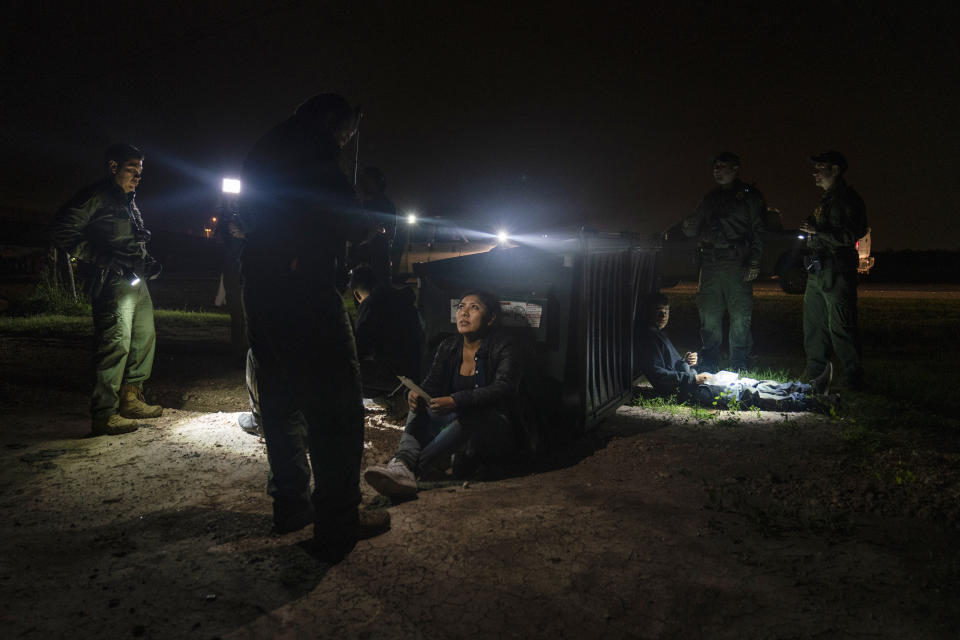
[211,217,218,223]
[497,230,509,243]
[406,213,417,224]
[222,178,242,194]
[797,234,806,240]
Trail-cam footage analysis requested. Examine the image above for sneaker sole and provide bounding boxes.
[364,469,418,498]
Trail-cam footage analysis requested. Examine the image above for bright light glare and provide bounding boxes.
[406,213,417,224]
[222,178,242,194]
[497,230,509,243]
[797,234,806,240]
[129,274,141,286]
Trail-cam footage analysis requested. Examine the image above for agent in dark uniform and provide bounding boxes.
[240,93,389,560]
[50,143,164,436]
[349,167,398,286]
[800,151,868,390]
[681,152,766,372]
[349,264,423,415]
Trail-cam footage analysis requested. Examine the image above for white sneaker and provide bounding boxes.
[364,458,418,498]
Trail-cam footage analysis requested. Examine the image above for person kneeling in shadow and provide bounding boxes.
[638,293,837,412]
[364,289,522,498]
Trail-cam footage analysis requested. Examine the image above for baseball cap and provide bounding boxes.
[809,150,848,174]
[711,151,740,165]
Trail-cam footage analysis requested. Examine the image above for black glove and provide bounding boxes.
[145,256,163,280]
[743,263,759,282]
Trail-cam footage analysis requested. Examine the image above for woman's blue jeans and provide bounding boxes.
[395,408,515,475]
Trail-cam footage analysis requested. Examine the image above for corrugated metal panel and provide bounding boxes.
[414,230,660,445]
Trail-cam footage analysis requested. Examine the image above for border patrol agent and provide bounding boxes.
[800,151,867,390]
[240,93,390,561]
[51,143,164,436]
[682,152,766,372]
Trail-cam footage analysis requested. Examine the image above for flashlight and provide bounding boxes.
[222,178,241,194]
[497,229,509,243]
[406,213,417,224]
[129,273,141,286]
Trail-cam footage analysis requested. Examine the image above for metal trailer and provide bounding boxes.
[413,230,660,451]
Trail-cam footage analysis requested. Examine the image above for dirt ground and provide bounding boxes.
[1,328,959,639]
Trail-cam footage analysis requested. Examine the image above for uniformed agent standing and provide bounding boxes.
[799,151,867,390]
[350,167,398,287]
[681,152,766,372]
[240,93,389,561]
[50,143,164,435]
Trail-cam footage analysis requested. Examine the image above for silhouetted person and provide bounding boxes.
[350,167,397,285]
[349,265,423,415]
[240,93,389,560]
[800,151,868,390]
[50,143,164,436]
[681,152,766,372]
[213,197,247,367]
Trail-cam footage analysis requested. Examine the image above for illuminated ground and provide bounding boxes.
[1,331,959,638]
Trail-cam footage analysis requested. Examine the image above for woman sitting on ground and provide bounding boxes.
[364,290,521,498]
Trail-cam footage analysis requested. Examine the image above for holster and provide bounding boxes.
[87,266,115,299]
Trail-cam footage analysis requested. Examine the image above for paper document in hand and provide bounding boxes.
[397,376,433,402]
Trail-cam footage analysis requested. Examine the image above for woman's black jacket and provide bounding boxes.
[419,329,521,414]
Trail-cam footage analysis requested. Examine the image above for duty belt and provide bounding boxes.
[699,247,740,259]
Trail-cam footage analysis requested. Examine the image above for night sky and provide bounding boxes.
[2,1,958,250]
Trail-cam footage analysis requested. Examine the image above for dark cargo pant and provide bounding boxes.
[696,264,753,372]
[91,278,156,421]
[243,275,364,541]
[803,266,863,385]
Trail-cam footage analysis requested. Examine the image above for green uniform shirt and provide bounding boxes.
[50,178,149,272]
[805,178,867,270]
[682,179,766,266]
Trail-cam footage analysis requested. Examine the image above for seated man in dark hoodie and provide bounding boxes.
[364,289,521,498]
[638,293,836,411]
[349,265,424,415]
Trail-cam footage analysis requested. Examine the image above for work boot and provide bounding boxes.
[91,413,140,436]
[809,393,841,414]
[358,509,391,539]
[119,384,163,419]
[809,362,833,395]
[273,506,316,535]
[364,458,418,498]
[309,509,391,564]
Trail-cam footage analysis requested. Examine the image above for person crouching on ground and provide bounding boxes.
[638,293,836,412]
[364,290,521,498]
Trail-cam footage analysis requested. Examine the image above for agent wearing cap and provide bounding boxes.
[799,151,868,390]
[240,93,390,560]
[680,151,767,372]
[50,143,164,436]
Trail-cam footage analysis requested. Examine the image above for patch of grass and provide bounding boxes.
[3,279,91,317]
[0,309,228,339]
[689,405,713,422]
[154,309,229,328]
[0,313,92,338]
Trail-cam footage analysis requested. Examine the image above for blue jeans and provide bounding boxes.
[395,408,515,475]
[696,372,813,411]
